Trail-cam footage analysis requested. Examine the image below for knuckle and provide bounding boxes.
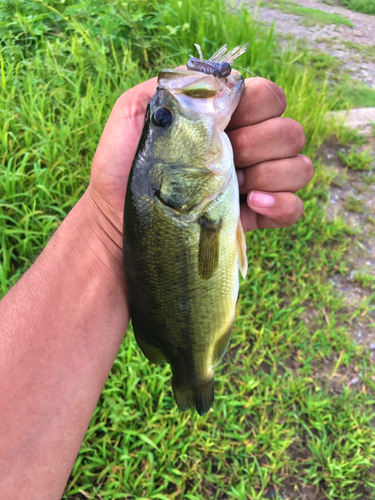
[278,196,304,227]
[261,162,273,189]
[246,78,287,114]
[114,91,128,109]
[261,79,287,114]
[301,155,314,183]
[273,84,287,113]
[288,120,306,154]
[247,77,266,96]
[234,129,255,160]
[115,87,150,121]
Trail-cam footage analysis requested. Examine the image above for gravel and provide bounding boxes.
[254,0,375,87]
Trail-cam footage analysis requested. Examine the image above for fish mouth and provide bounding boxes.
[156,69,244,130]
[158,68,243,94]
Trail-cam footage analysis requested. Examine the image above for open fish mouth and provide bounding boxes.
[157,44,248,130]
[157,70,244,131]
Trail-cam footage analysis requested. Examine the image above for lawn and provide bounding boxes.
[340,0,375,15]
[1,0,375,498]
[261,0,353,27]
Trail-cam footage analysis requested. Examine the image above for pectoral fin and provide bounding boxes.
[198,216,222,279]
[236,219,248,279]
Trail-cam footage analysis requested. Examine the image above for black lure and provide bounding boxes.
[186,43,249,79]
[187,58,232,78]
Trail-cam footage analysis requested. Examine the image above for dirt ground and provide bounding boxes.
[257,0,375,86]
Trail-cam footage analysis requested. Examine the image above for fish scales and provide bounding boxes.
[123,45,248,415]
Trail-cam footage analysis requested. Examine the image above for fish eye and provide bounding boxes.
[152,107,172,128]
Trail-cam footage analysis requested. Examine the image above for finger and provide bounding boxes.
[90,77,158,210]
[228,78,287,131]
[237,155,313,195]
[93,77,157,172]
[240,191,304,232]
[116,77,158,123]
[228,117,305,168]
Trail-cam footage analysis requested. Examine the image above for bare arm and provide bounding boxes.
[0,193,128,499]
[0,77,311,499]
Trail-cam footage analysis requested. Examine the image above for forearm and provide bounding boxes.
[0,192,128,499]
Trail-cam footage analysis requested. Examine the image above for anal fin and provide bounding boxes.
[212,324,232,367]
[134,329,166,365]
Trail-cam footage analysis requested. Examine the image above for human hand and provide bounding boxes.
[88,75,313,255]
[228,78,313,231]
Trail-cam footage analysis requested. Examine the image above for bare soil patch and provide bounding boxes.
[256,0,375,87]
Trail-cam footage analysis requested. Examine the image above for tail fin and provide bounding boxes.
[172,377,214,416]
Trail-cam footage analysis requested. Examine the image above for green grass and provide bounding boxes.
[1,0,375,499]
[343,41,375,63]
[336,125,367,146]
[331,167,348,187]
[354,268,375,289]
[270,38,375,111]
[340,0,375,15]
[344,195,365,213]
[263,0,353,26]
[338,80,375,109]
[299,49,375,110]
[338,146,375,171]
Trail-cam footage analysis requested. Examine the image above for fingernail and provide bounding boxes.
[236,170,244,187]
[249,191,275,208]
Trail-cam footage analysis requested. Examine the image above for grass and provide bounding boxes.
[1,0,375,499]
[344,195,365,213]
[338,80,375,109]
[269,37,375,111]
[299,48,375,110]
[262,0,353,26]
[338,146,375,171]
[339,0,375,15]
[364,175,375,186]
[336,125,367,146]
[331,167,348,187]
[354,268,375,289]
[343,41,375,63]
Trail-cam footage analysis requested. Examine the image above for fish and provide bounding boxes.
[123,44,249,415]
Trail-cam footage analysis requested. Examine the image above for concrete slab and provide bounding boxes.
[327,107,375,134]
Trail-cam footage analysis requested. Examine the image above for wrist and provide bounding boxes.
[73,189,125,286]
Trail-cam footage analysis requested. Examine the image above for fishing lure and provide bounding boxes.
[187,43,249,80]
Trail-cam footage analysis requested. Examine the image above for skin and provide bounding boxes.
[0,76,312,499]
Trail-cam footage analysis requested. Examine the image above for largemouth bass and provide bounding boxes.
[123,44,249,415]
